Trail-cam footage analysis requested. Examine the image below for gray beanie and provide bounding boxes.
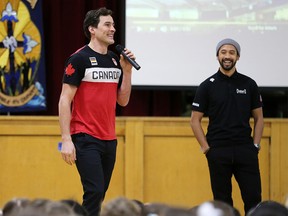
[216,38,241,56]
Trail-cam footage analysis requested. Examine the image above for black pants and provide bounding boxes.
[72,133,117,216]
[206,144,261,214]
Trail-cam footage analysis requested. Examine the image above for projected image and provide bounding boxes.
[127,0,288,34]
[126,0,288,87]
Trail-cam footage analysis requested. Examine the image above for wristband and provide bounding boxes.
[254,143,261,150]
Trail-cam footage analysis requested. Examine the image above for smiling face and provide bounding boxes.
[90,15,116,46]
[217,44,240,74]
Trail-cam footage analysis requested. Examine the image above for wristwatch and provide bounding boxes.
[254,143,261,150]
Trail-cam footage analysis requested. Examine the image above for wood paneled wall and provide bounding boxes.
[0,116,287,215]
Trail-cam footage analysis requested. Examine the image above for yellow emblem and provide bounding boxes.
[0,0,44,108]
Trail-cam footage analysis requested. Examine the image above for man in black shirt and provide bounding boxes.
[190,38,264,215]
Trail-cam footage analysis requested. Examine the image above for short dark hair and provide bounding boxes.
[83,7,113,39]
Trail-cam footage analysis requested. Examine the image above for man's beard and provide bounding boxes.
[219,59,237,71]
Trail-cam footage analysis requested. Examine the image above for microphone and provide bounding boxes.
[115,45,141,70]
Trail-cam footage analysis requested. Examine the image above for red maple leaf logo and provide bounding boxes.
[65,63,75,76]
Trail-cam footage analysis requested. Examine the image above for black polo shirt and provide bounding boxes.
[192,70,262,146]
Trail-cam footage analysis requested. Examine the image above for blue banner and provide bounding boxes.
[0,0,46,112]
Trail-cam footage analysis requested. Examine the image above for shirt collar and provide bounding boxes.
[217,69,238,80]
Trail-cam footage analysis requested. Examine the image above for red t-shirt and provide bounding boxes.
[63,45,122,140]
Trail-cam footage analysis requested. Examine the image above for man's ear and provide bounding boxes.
[89,26,94,33]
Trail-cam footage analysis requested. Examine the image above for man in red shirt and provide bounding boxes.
[58,7,136,216]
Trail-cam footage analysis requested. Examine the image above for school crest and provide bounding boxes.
[0,0,46,112]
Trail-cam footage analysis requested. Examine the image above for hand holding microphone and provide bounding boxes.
[115,45,141,70]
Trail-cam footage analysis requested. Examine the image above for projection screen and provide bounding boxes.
[126,0,288,87]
